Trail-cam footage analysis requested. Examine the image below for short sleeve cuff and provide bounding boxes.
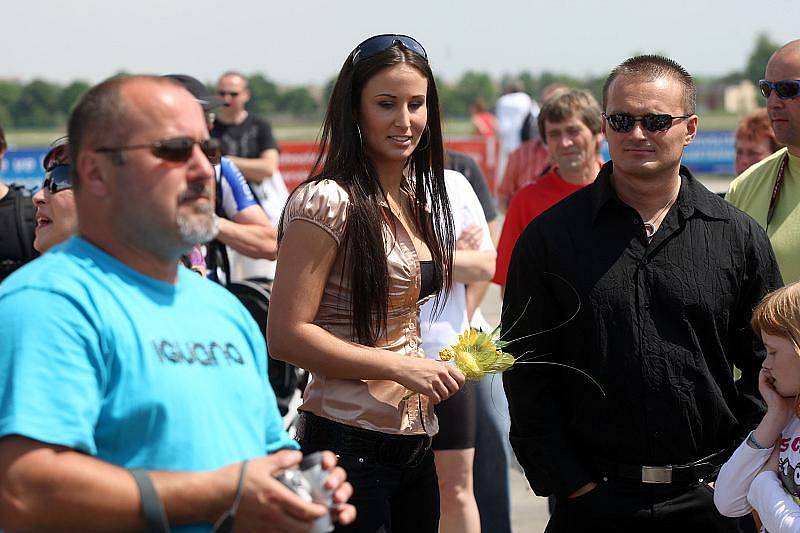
[282,180,350,244]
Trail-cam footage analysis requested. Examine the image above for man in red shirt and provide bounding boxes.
[494,89,603,287]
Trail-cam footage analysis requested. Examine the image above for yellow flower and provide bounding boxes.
[439,327,516,380]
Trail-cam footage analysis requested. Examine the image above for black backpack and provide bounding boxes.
[0,185,38,281]
[227,279,305,416]
[520,110,540,143]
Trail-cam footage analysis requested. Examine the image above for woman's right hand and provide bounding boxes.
[393,357,465,404]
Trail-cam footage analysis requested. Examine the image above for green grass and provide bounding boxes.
[696,111,740,131]
[3,112,739,148]
[6,129,67,148]
[4,117,481,148]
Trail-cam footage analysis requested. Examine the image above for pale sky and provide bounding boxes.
[3,0,797,87]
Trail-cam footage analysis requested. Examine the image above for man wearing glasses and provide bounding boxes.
[502,55,781,530]
[212,71,280,184]
[727,40,800,284]
[0,76,355,531]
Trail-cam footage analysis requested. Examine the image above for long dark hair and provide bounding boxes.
[279,40,454,345]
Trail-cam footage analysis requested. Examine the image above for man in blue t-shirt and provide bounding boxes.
[0,75,354,532]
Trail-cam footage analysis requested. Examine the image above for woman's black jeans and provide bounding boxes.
[296,412,440,532]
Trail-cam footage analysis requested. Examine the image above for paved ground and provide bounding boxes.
[479,282,549,532]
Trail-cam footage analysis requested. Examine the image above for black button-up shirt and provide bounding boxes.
[502,162,783,498]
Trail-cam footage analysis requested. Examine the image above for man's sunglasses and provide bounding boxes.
[42,165,72,194]
[218,91,239,98]
[95,137,221,165]
[758,79,800,100]
[352,34,427,65]
[603,113,691,133]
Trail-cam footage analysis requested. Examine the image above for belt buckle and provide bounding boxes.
[641,465,672,484]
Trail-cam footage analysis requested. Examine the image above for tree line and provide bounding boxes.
[0,33,780,129]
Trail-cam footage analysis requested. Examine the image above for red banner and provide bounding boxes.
[279,136,500,192]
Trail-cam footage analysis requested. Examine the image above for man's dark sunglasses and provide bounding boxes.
[603,112,691,133]
[95,136,221,165]
[352,34,427,65]
[758,79,800,100]
[42,165,72,194]
[217,91,239,97]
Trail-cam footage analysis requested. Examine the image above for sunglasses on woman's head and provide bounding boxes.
[43,143,70,172]
[759,79,800,100]
[352,34,428,65]
[603,112,691,133]
[41,165,72,194]
[95,136,221,165]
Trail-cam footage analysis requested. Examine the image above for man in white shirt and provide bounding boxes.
[495,80,539,178]
[420,169,496,533]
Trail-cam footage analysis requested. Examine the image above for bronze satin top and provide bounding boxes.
[281,179,438,436]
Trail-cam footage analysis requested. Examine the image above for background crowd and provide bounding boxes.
[0,32,799,533]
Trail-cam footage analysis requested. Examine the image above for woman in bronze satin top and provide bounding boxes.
[268,34,465,532]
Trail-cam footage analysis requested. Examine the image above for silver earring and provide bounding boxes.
[355,123,364,149]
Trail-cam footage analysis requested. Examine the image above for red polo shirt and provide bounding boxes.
[493,168,590,286]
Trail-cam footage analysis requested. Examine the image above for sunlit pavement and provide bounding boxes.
[480,281,549,532]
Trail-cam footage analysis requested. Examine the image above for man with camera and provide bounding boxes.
[0,75,354,532]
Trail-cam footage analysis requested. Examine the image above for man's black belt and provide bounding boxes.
[595,450,728,485]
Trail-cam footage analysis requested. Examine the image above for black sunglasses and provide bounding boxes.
[217,91,240,97]
[603,112,691,133]
[758,79,800,100]
[95,136,221,165]
[42,165,72,194]
[352,34,428,65]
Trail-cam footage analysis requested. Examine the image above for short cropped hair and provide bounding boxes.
[218,70,249,88]
[735,108,782,153]
[66,75,177,189]
[537,89,602,144]
[603,54,696,115]
[0,123,6,154]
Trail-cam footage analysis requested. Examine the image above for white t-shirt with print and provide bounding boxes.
[715,416,800,532]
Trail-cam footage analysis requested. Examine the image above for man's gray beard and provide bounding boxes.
[177,201,218,246]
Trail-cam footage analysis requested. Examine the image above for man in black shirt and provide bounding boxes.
[445,150,498,227]
[0,125,37,281]
[502,55,783,531]
[212,71,280,184]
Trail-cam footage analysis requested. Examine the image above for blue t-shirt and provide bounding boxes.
[0,236,296,531]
